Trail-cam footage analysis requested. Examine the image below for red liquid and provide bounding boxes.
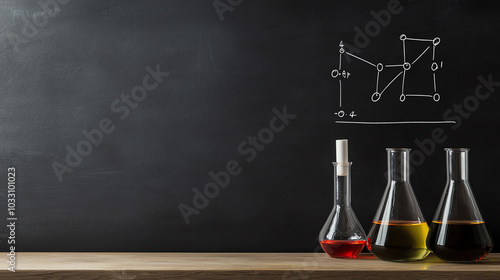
[320,240,366,258]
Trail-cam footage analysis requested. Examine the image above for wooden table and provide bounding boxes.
[1,253,499,279]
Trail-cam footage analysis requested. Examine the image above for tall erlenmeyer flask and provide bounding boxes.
[427,148,494,262]
[367,148,430,262]
[319,140,366,258]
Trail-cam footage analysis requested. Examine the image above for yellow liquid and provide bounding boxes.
[367,221,430,262]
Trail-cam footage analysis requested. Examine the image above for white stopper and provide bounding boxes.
[336,139,348,175]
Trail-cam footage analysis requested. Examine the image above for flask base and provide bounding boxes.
[367,221,430,262]
[431,245,493,263]
[320,240,365,258]
[427,221,494,263]
[368,245,429,262]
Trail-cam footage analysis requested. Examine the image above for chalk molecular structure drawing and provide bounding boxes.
[331,34,442,106]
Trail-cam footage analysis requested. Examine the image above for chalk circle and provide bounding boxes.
[431,62,439,71]
[331,69,339,78]
[339,48,345,54]
[400,94,406,102]
[337,110,345,118]
[399,34,407,41]
[377,63,384,72]
[433,37,441,46]
[371,92,381,102]
[433,93,441,102]
[403,62,411,70]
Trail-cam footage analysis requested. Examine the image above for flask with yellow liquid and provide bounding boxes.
[367,148,430,262]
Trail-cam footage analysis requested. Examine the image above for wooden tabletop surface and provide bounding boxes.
[1,252,499,279]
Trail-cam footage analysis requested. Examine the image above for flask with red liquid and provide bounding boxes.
[319,140,367,258]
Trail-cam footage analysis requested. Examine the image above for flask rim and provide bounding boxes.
[386,148,411,151]
[444,148,470,151]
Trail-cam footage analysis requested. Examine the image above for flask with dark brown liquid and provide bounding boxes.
[426,148,493,262]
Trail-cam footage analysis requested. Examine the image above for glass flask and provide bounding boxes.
[427,148,494,263]
[319,162,367,258]
[367,148,430,262]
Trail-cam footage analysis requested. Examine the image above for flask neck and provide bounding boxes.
[387,149,410,182]
[333,162,351,207]
[446,149,469,181]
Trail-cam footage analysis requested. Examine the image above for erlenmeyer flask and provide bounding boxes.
[367,148,430,262]
[427,148,494,262]
[319,140,366,258]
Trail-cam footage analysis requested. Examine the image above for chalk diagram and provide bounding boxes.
[331,34,443,106]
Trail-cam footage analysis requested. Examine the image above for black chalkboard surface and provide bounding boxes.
[0,0,499,253]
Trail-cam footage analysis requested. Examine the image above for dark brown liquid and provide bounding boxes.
[427,220,494,263]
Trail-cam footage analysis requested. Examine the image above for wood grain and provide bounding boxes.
[1,253,499,279]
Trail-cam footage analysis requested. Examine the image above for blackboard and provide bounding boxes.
[0,0,499,253]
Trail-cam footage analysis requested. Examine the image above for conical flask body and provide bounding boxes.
[319,163,366,258]
[367,149,430,262]
[427,149,493,262]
